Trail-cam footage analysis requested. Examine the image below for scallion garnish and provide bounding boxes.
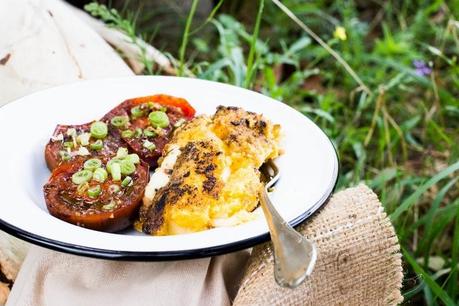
[71,169,93,185]
[110,163,121,181]
[116,147,129,158]
[121,176,133,187]
[121,129,134,138]
[84,158,102,171]
[110,115,129,129]
[59,151,71,161]
[90,121,108,139]
[131,106,144,119]
[148,111,169,128]
[87,185,101,198]
[134,128,143,138]
[63,141,74,149]
[143,140,156,151]
[120,160,136,175]
[143,127,156,137]
[126,154,140,164]
[93,168,108,183]
[90,139,103,151]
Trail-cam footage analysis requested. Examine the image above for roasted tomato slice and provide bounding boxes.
[44,122,121,171]
[43,151,149,232]
[102,94,196,168]
[128,94,195,119]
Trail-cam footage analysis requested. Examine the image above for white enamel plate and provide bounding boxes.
[0,77,338,260]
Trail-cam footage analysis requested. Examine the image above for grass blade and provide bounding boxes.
[402,248,456,306]
[418,178,459,259]
[244,0,264,89]
[178,0,199,76]
[390,161,459,221]
[410,200,459,232]
[189,0,224,35]
[448,204,459,300]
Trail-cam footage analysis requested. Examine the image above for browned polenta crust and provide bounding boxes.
[141,140,223,234]
[139,106,281,235]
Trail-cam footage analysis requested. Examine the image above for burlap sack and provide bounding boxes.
[233,184,403,305]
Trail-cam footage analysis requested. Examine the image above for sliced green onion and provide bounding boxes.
[146,102,155,109]
[63,141,74,149]
[102,200,117,211]
[148,111,169,128]
[143,127,157,137]
[126,154,140,164]
[71,169,93,185]
[87,185,101,198]
[134,128,143,138]
[159,106,167,112]
[90,139,103,151]
[107,158,122,173]
[143,140,156,151]
[121,129,134,138]
[108,184,120,194]
[131,106,144,119]
[116,147,129,158]
[121,176,133,187]
[83,158,102,171]
[93,168,108,183]
[174,118,186,128]
[110,115,129,129]
[90,121,108,139]
[59,151,71,161]
[110,163,121,181]
[120,160,136,175]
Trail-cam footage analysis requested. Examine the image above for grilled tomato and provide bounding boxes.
[44,121,121,171]
[43,148,149,232]
[102,94,196,168]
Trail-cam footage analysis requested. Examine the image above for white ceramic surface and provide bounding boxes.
[0,76,338,259]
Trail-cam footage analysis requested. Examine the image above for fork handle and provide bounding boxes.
[259,188,317,288]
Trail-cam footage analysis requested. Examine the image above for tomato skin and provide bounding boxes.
[45,142,61,171]
[129,94,196,118]
[44,159,150,232]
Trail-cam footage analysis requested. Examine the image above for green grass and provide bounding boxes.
[177,0,199,76]
[86,1,459,304]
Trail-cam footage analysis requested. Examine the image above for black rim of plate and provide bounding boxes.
[0,78,340,261]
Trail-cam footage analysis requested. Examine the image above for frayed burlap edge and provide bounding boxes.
[233,184,403,306]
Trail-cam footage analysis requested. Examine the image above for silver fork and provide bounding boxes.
[259,159,317,288]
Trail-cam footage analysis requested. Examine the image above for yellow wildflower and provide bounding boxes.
[334,26,347,41]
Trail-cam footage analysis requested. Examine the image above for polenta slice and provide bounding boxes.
[136,106,281,235]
